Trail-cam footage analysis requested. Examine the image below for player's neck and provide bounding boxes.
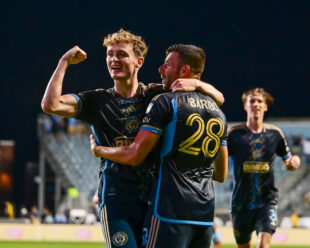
[246,117,264,134]
[114,78,139,98]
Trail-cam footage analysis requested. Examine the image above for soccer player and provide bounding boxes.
[228,88,301,248]
[90,44,228,248]
[41,29,224,248]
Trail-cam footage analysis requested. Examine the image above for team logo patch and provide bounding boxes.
[126,117,140,131]
[112,231,128,246]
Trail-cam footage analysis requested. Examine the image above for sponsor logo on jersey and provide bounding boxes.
[114,136,135,147]
[112,231,128,246]
[243,161,270,173]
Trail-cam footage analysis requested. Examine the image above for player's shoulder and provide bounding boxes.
[263,123,286,138]
[228,123,247,134]
[80,88,110,94]
[151,92,172,102]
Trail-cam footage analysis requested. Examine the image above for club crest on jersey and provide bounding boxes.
[112,231,128,246]
[126,117,140,131]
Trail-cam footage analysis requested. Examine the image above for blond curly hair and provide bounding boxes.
[103,28,148,58]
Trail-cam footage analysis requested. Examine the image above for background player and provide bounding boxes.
[212,217,222,248]
[90,44,228,248]
[228,88,301,248]
[41,29,224,248]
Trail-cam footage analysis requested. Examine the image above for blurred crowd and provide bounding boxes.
[37,114,87,136]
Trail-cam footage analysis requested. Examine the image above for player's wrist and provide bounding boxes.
[196,80,202,90]
[59,58,70,70]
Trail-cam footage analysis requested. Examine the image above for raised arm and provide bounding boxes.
[90,129,160,166]
[170,78,224,106]
[284,154,301,171]
[41,46,87,117]
[212,145,228,183]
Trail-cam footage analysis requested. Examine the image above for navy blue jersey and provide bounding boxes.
[141,91,227,225]
[72,83,164,205]
[228,123,291,212]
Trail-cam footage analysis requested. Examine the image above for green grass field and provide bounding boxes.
[0,242,310,248]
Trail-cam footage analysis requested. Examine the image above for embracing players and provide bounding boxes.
[90,44,228,248]
[42,29,224,248]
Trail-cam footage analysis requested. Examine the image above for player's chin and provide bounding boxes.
[111,74,125,80]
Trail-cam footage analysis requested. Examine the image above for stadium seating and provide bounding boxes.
[37,115,310,221]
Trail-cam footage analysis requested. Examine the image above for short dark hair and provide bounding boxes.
[242,88,274,107]
[166,44,206,77]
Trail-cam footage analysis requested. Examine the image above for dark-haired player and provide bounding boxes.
[90,44,228,248]
[41,29,224,248]
[228,88,300,248]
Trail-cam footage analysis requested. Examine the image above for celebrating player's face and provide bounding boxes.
[244,92,268,120]
[159,52,183,90]
[106,43,142,81]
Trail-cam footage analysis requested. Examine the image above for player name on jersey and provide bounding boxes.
[187,97,219,111]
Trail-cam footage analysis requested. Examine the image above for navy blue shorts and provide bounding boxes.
[100,199,147,248]
[143,214,213,248]
[232,205,278,244]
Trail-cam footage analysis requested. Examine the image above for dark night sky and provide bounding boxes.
[0,1,309,204]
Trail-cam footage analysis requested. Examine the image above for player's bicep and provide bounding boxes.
[53,94,79,117]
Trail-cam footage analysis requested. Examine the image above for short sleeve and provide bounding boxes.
[141,94,172,134]
[276,131,291,160]
[72,90,99,123]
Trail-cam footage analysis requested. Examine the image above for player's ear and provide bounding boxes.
[180,64,191,77]
[136,57,144,68]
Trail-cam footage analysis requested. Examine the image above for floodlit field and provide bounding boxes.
[1,242,310,248]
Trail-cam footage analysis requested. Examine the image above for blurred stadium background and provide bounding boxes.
[1,1,309,247]
[1,115,310,246]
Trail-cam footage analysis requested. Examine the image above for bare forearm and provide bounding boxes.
[41,46,86,117]
[197,82,224,106]
[212,146,228,182]
[170,79,225,106]
[93,145,140,166]
[41,59,68,113]
[90,130,160,166]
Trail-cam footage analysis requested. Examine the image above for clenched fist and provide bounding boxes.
[61,46,87,65]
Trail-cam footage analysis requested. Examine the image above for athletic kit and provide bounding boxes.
[228,123,291,244]
[140,91,227,248]
[72,83,164,248]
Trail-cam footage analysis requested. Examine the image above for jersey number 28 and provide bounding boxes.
[178,113,224,158]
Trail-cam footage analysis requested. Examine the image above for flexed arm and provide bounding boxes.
[41,46,87,117]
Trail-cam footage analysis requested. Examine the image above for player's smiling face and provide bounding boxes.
[159,52,183,90]
[106,43,142,81]
[244,91,268,119]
